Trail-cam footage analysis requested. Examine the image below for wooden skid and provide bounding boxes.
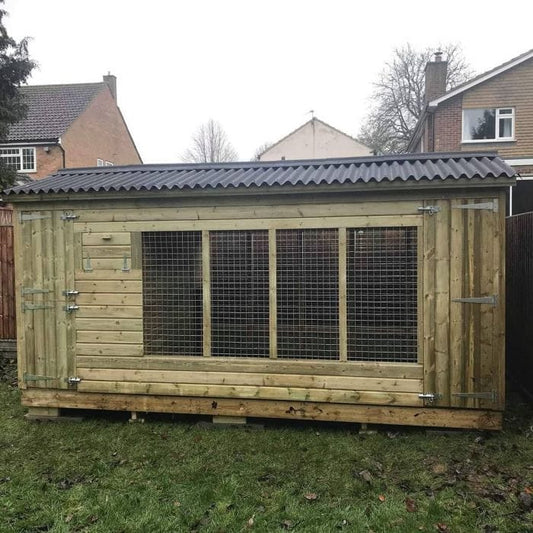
[21,389,503,430]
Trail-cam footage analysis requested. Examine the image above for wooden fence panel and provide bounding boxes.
[0,208,15,340]
[506,212,533,397]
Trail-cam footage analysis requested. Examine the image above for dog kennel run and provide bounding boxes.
[7,152,514,429]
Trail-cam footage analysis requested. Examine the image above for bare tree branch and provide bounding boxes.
[358,43,473,154]
[182,119,238,163]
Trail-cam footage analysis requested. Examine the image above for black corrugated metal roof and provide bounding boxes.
[5,152,516,196]
[6,83,105,142]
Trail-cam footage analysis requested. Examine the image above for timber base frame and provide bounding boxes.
[21,389,503,430]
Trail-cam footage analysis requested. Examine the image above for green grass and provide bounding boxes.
[0,380,532,532]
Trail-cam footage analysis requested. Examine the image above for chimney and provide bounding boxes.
[103,73,117,101]
[424,51,447,103]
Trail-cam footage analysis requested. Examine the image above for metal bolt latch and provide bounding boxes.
[66,377,81,385]
[417,206,441,215]
[63,289,79,297]
[61,212,79,221]
[418,393,442,405]
[64,304,79,313]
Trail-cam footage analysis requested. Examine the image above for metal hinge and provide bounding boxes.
[417,205,441,215]
[453,200,498,213]
[22,287,51,295]
[61,212,79,221]
[64,304,79,313]
[452,295,498,306]
[63,289,79,297]
[22,302,53,312]
[453,390,498,402]
[23,373,56,382]
[20,212,52,222]
[418,393,442,404]
[67,377,82,385]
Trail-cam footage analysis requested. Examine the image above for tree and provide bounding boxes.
[358,44,472,154]
[0,0,36,189]
[182,119,238,163]
[251,141,273,161]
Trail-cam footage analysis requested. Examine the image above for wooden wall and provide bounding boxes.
[13,189,506,421]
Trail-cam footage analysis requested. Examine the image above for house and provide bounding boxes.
[6,152,514,429]
[259,117,372,161]
[0,75,142,180]
[408,49,533,214]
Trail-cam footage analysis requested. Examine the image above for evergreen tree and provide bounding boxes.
[0,0,35,189]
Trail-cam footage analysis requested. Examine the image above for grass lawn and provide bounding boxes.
[0,378,532,532]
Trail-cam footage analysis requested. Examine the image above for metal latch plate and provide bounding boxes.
[452,295,498,306]
[453,200,498,212]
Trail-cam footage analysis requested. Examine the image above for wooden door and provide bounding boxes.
[15,210,76,389]
[422,196,505,410]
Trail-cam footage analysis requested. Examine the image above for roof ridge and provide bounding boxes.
[18,81,105,89]
[56,151,501,175]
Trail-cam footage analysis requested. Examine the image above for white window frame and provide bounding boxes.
[462,107,515,143]
[0,146,36,172]
[96,158,104,166]
[104,161,114,166]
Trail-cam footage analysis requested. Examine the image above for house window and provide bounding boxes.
[96,159,104,166]
[141,226,419,363]
[462,108,514,142]
[0,147,36,172]
[105,161,113,166]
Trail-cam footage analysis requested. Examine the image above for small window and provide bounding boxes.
[105,161,113,166]
[96,159,104,166]
[0,147,36,172]
[462,108,514,142]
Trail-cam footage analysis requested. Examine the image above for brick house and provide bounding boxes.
[0,74,142,180]
[408,49,533,214]
[259,117,372,161]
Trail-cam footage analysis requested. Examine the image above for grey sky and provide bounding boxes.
[5,0,533,163]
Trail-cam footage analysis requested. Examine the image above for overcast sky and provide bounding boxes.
[5,0,533,163]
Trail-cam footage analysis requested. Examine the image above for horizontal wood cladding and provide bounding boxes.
[74,215,422,234]
[20,389,503,430]
[76,356,423,379]
[77,380,421,406]
[461,58,533,157]
[77,368,423,393]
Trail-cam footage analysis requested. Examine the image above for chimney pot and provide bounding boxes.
[434,51,443,62]
[103,73,117,102]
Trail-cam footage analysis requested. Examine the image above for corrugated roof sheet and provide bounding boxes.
[6,83,105,142]
[5,152,516,196]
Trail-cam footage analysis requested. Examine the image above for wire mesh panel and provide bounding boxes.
[277,229,339,359]
[210,230,270,357]
[142,231,203,355]
[347,227,418,362]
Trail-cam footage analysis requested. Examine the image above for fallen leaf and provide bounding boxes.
[304,492,318,501]
[281,519,294,530]
[89,515,98,523]
[173,501,181,507]
[435,524,448,532]
[405,497,417,512]
[65,515,73,523]
[247,514,255,527]
[524,486,533,494]
[378,495,385,502]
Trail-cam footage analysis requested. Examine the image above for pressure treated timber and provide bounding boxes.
[75,280,142,293]
[81,246,131,258]
[74,201,423,223]
[77,368,423,392]
[75,270,142,281]
[78,380,421,406]
[82,232,131,246]
[75,357,424,379]
[76,318,143,331]
[74,214,423,234]
[76,305,142,319]
[20,390,503,430]
[76,343,143,356]
[76,293,142,306]
[76,331,143,344]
